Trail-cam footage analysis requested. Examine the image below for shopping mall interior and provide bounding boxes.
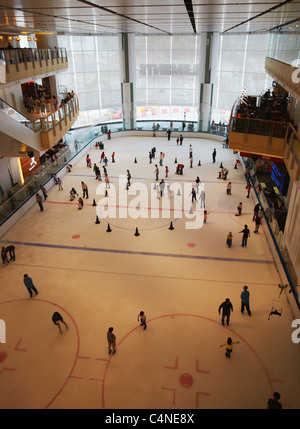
[0,0,299,414]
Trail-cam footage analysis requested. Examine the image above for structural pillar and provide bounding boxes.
[198,32,219,132]
[119,33,136,130]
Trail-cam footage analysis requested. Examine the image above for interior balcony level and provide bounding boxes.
[0,48,68,85]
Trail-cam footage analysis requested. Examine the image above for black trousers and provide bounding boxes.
[221,313,230,325]
[241,302,251,315]
[242,236,248,246]
[27,286,38,297]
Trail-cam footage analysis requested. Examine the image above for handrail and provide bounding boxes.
[0,47,67,70]
[0,94,79,133]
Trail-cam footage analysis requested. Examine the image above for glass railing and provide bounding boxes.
[89,120,228,137]
[0,47,67,68]
[230,117,289,139]
[0,95,79,133]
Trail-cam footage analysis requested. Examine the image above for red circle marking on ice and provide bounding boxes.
[179,373,194,388]
[0,351,7,363]
[187,242,196,248]
[72,234,80,239]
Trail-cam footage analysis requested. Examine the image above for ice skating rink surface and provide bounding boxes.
[0,135,299,410]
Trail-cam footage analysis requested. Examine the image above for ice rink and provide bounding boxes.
[0,134,299,410]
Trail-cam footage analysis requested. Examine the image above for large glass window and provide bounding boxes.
[135,34,201,122]
[57,34,122,128]
[212,34,272,124]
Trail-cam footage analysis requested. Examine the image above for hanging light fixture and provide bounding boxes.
[16,36,21,41]
[27,36,32,42]
[0,35,4,41]
[7,36,13,42]
[33,36,38,42]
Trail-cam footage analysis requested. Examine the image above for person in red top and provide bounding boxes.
[246,180,252,198]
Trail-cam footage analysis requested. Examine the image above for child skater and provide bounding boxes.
[220,337,239,358]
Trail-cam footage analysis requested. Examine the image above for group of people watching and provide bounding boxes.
[23,90,75,115]
[236,89,291,123]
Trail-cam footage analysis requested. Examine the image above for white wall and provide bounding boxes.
[0,157,13,193]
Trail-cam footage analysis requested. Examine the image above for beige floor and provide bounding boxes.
[0,135,299,410]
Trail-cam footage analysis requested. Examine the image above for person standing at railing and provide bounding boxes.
[36,193,44,212]
[52,95,58,110]
[34,98,41,114]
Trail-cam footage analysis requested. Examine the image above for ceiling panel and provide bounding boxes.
[0,0,299,35]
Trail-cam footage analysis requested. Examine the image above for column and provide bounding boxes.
[198,33,219,132]
[119,33,136,130]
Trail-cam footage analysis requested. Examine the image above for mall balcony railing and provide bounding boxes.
[0,47,68,84]
[228,115,288,158]
[0,94,80,153]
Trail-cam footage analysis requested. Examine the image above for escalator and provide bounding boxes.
[0,98,43,156]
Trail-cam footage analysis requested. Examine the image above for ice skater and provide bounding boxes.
[23,274,38,298]
[52,312,69,334]
[240,225,250,247]
[78,196,84,209]
[127,170,131,187]
[70,187,78,201]
[220,337,239,358]
[39,185,48,200]
[212,148,216,163]
[246,181,252,198]
[267,392,282,409]
[81,181,89,198]
[226,232,233,248]
[235,202,242,216]
[218,298,233,326]
[195,177,201,194]
[107,327,116,355]
[105,174,110,189]
[226,182,232,195]
[36,193,44,212]
[6,245,15,261]
[159,152,163,166]
[137,311,147,330]
[154,165,159,181]
[1,247,9,265]
[57,177,63,190]
[190,187,197,203]
[241,285,251,315]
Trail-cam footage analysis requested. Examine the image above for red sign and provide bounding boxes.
[20,156,40,179]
